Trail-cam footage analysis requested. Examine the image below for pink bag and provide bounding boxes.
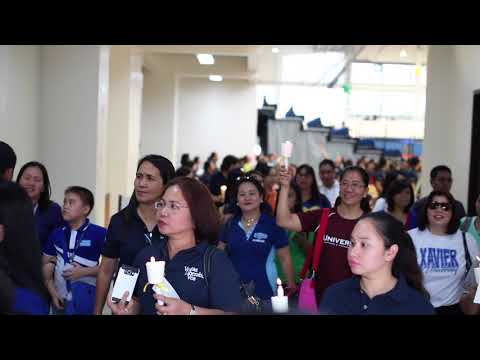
[297,208,330,313]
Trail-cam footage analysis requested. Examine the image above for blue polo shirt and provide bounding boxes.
[43,219,106,314]
[133,239,242,315]
[34,201,64,249]
[220,212,289,300]
[101,203,166,269]
[319,275,435,315]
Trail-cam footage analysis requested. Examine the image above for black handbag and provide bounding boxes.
[203,246,265,314]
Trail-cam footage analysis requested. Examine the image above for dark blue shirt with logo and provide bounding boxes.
[133,239,242,314]
[220,212,289,300]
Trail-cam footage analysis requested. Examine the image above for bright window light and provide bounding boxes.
[209,75,223,82]
[197,54,215,65]
[272,47,280,53]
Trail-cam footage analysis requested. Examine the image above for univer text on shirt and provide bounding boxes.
[324,235,351,248]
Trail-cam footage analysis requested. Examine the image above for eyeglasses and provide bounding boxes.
[340,181,365,191]
[154,199,189,212]
[427,202,452,211]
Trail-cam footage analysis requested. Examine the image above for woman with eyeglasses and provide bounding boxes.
[277,166,371,303]
[107,177,242,315]
[95,155,175,315]
[408,191,479,315]
[218,176,297,300]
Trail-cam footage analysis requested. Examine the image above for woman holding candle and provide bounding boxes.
[319,212,435,315]
[95,155,175,315]
[408,191,480,315]
[218,176,297,300]
[108,177,242,315]
[277,166,371,302]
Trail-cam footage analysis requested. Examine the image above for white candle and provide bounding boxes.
[271,296,288,313]
[146,256,165,285]
[281,141,293,168]
[220,185,227,200]
[475,256,480,285]
[276,278,284,297]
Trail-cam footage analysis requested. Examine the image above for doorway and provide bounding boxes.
[467,90,480,215]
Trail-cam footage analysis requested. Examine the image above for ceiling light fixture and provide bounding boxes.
[197,54,215,65]
[272,47,280,53]
[400,48,408,58]
[209,75,223,82]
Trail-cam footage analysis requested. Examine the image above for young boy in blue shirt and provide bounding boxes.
[43,186,106,315]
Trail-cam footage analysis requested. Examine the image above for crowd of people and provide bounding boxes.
[1,139,479,315]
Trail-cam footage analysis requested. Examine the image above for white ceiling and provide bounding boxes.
[133,45,428,85]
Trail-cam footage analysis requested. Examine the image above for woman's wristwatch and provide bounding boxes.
[189,304,197,315]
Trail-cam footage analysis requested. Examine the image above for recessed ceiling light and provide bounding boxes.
[400,48,408,58]
[209,75,223,82]
[197,54,215,65]
[272,47,280,53]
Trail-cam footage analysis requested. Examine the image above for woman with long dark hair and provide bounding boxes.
[408,191,479,315]
[275,181,312,285]
[320,212,434,315]
[295,164,331,211]
[277,166,371,302]
[0,182,49,314]
[108,177,242,315]
[218,176,296,300]
[384,179,416,230]
[95,155,175,314]
[16,161,63,249]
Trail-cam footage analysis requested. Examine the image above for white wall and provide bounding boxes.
[39,45,109,225]
[0,45,40,174]
[141,53,253,166]
[177,77,257,165]
[422,45,480,206]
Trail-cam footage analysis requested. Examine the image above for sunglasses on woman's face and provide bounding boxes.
[428,202,452,211]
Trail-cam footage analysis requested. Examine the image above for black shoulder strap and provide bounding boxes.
[460,216,473,233]
[462,231,472,280]
[203,246,216,288]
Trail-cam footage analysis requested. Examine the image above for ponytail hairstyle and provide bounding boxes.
[336,166,371,213]
[361,212,430,300]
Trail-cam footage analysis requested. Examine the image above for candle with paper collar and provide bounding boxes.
[146,257,165,285]
[281,141,293,168]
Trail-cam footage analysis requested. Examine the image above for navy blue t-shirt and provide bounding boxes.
[133,239,242,315]
[220,212,289,300]
[35,201,64,249]
[101,204,166,269]
[319,275,435,315]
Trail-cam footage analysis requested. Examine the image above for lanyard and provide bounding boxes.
[144,231,153,246]
[60,220,89,294]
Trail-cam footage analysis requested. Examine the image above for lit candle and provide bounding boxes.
[271,278,288,313]
[220,185,227,200]
[281,141,293,168]
[276,278,284,297]
[146,256,165,285]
